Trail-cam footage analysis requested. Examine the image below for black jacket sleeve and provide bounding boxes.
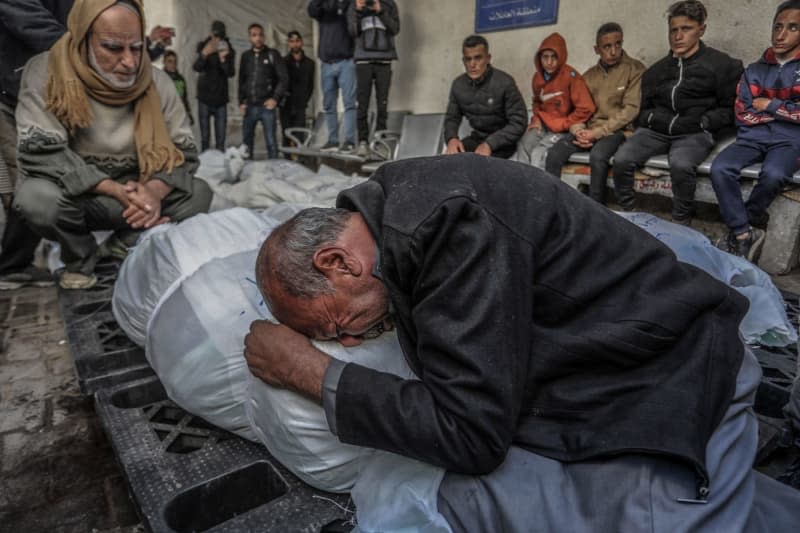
[272,51,289,103]
[485,79,528,151]
[222,42,236,78]
[702,57,743,132]
[444,81,463,142]
[333,197,533,474]
[308,0,339,19]
[193,40,208,73]
[378,1,400,35]
[238,51,248,104]
[0,0,66,51]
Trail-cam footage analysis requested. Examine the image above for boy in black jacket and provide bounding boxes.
[611,0,743,224]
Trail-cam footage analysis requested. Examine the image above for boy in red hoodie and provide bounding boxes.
[514,32,596,175]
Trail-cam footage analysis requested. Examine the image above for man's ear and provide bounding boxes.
[313,246,363,278]
[699,24,707,37]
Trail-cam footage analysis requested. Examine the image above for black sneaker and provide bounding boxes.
[339,143,355,154]
[714,232,736,254]
[0,266,55,290]
[670,216,692,227]
[320,142,339,152]
[731,228,766,262]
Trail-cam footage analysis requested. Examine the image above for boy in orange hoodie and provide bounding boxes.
[514,32,596,175]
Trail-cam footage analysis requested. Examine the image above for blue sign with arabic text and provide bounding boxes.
[475,0,559,33]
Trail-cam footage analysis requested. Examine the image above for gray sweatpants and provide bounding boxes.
[438,348,800,532]
[14,176,212,274]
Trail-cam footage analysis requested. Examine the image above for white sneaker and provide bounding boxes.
[356,141,370,158]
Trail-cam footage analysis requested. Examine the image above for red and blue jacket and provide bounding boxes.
[734,48,800,143]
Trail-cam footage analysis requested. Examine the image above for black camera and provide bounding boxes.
[365,0,376,7]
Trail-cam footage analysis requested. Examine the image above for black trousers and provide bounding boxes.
[462,133,516,159]
[0,101,41,275]
[280,106,307,148]
[545,131,626,204]
[611,128,715,219]
[356,62,392,142]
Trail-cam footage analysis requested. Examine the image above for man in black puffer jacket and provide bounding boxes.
[444,35,528,159]
[612,0,742,224]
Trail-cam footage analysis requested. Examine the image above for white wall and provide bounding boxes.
[389,0,782,113]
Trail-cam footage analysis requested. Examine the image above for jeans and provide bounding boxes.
[0,101,41,275]
[198,101,227,151]
[356,62,392,142]
[14,177,212,274]
[514,128,569,169]
[321,59,357,146]
[612,128,715,219]
[710,139,800,235]
[545,131,627,204]
[242,105,278,159]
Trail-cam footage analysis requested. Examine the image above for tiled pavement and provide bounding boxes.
[0,286,141,533]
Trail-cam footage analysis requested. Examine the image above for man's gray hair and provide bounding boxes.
[258,207,352,299]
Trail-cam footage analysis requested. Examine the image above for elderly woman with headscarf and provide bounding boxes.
[13,0,212,289]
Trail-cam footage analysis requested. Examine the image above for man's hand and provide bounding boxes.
[240,103,247,115]
[372,0,382,12]
[573,129,595,148]
[753,97,772,112]
[219,43,229,62]
[528,116,543,132]
[149,25,174,46]
[201,36,218,58]
[446,138,465,155]
[244,320,332,403]
[123,180,172,229]
[475,142,492,157]
[355,0,366,10]
[264,98,278,110]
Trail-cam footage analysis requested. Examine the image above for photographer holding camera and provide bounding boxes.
[194,20,236,151]
[347,0,399,157]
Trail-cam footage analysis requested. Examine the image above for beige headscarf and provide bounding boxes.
[45,0,183,181]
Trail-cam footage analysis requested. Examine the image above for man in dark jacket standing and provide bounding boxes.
[193,20,236,152]
[308,0,357,153]
[245,154,800,529]
[281,31,315,150]
[612,0,743,224]
[347,0,400,157]
[444,35,527,159]
[238,23,288,160]
[0,0,73,290]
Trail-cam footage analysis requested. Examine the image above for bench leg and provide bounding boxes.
[758,195,800,275]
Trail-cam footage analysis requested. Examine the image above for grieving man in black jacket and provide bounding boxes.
[444,35,527,159]
[245,154,800,529]
[612,0,743,224]
[238,23,288,159]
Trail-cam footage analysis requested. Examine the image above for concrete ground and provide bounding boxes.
[0,285,142,533]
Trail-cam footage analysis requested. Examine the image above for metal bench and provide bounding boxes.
[561,138,800,274]
[362,113,447,174]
